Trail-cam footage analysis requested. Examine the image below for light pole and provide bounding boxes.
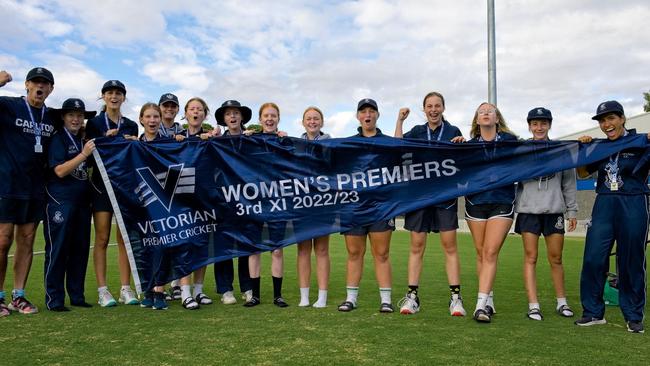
[488,0,497,105]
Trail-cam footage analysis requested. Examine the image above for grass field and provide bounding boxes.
[2,230,648,365]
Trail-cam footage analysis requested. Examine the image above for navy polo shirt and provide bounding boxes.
[46,130,90,202]
[352,126,387,138]
[0,96,55,199]
[403,120,462,141]
[586,130,650,195]
[180,127,205,139]
[139,133,167,142]
[465,132,518,205]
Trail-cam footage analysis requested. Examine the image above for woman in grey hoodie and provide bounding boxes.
[514,107,577,321]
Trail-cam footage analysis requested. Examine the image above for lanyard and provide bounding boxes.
[23,97,45,146]
[104,112,122,133]
[64,128,80,152]
[426,122,444,141]
[479,133,500,142]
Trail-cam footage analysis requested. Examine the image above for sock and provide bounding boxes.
[487,290,495,309]
[345,286,359,305]
[529,302,540,310]
[181,285,192,300]
[171,279,179,287]
[193,283,204,297]
[12,288,25,300]
[121,285,131,292]
[0,290,5,300]
[272,276,283,299]
[98,286,109,294]
[476,292,488,311]
[379,288,392,304]
[313,289,328,307]
[408,285,419,295]
[251,277,261,299]
[556,297,568,310]
[450,285,461,296]
[299,287,310,306]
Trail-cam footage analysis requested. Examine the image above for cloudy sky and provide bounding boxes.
[1,0,648,139]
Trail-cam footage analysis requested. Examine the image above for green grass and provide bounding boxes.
[3,230,648,365]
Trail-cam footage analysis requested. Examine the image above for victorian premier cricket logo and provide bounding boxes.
[135,163,196,212]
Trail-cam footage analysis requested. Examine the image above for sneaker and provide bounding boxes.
[0,298,10,317]
[170,286,182,300]
[98,291,117,307]
[119,288,140,305]
[473,308,491,323]
[140,292,154,308]
[449,294,466,317]
[242,290,253,303]
[557,304,574,317]
[221,291,237,305]
[153,292,169,310]
[244,296,261,307]
[627,321,645,334]
[8,296,38,314]
[195,293,213,305]
[379,302,394,313]
[70,301,93,308]
[398,292,420,315]
[274,297,289,308]
[574,316,606,326]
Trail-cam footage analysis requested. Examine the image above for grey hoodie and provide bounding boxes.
[515,169,578,219]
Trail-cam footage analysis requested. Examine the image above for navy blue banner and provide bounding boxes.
[93,134,648,292]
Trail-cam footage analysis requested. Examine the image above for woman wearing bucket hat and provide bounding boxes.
[338,98,396,314]
[575,101,650,334]
[212,100,254,305]
[43,98,96,311]
[393,91,466,317]
[85,80,140,307]
[515,107,577,321]
[464,102,518,323]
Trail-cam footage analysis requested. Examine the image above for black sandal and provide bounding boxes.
[557,304,574,317]
[338,301,356,312]
[182,297,199,310]
[527,308,543,321]
[473,308,491,323]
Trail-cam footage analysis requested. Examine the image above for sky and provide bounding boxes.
[1,0,649,139]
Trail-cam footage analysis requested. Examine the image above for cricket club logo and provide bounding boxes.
[135,163,195,212]
[554,216,564,230]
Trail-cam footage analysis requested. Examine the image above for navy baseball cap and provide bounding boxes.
[101,80,126,95]
[214,100,252,126]
[50,98,97,120]
[26,67,54,84]
[527,107,553,122]
[592,100,624,120]
[159,93,179,106]
[357,98,378,111]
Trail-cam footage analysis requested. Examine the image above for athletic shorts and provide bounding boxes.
[465,203,514,221]
[404,205,458,233]
[0,197,44,224]
[514,213,565,236]
[342,219,395,236]
[91,188,113,213]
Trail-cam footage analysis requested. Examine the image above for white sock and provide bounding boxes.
[313,289,328,308]
[181,285,192,300]
[476,292,489,311]
[346,286,359,305]
[487,290,495,311]
[193,283,203,297]
[171,279,179,287]
[299,287,310,306]
[379,288,392,304]
[98,286,109,294]
[529,302,540,310]
[121,285,131,292]
[556,297,568,309]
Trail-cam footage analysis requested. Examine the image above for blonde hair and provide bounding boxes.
[302,106,324,122]
[469,102,515,138]
[184,97,209,114]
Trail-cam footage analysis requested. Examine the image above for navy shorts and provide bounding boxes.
[465,203,514,221]
[343,219,395,236]
[405,205,458,233]
[0,197,44,224]
[515,213,565,236]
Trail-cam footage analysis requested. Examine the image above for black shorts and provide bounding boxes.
[0,197,44,224]
[342,219,395,236]
[405,205,458,233]
[465,203,514,221]
[91,187,114,213]
[515,213,565,236]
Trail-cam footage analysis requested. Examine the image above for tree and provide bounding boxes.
[644,91,650,113]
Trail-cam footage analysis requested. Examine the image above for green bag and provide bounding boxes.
[603,273,619,306]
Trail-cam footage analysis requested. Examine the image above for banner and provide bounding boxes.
[93,134,648,293]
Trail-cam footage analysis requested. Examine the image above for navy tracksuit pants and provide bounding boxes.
[214,256,251,294]
[43,200,91,309]
[580,194,648,322]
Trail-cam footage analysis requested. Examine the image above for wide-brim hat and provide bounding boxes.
[49,98,97,120]
[214,100,252,126]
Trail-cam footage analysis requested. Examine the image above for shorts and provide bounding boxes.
[0,197,44,224]
[514,213,565,236]
[465,203,514,221]
[342,219,395,236]
[405,204,458,233]
[91,187,114,213]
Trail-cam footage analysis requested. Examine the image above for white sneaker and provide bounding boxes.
[449,294,466,316]
[119,287,140,305]
[98,291,117,307]
[221,291,237,305]
[398,292,420,315]
[242,290,253,303]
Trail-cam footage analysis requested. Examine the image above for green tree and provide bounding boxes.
[644,91,650,112]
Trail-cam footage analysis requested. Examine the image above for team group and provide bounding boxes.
[0,67,647,333]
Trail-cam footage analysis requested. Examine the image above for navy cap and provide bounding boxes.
[26,67,54,84]
[592,100,624,120]
[50,98,97,120]
[101,80,126,95]
[159,93,179,106]
[214,100,252,126]
[527,107,553,122]
[357,98,378,111]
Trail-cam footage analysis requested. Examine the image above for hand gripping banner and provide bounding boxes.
[92,134,648,292]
